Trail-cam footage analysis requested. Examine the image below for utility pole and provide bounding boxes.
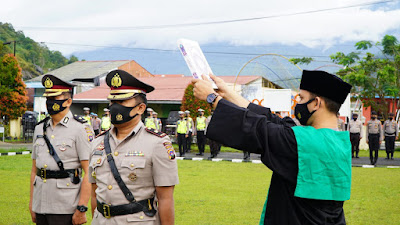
[2,41,16,56]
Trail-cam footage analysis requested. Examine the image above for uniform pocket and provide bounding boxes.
[121,158,146,170]
[126,211,156,222]
[56,178,80,189]
[55,138,74,153]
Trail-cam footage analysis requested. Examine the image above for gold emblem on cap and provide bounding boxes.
[111,73,122,88]
[116,113,123,121]
[44,77,53,89]
[52,103,60,111]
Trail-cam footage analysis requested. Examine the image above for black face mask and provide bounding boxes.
[372,116,377,120]
[109,102,141,124]
[46,99,69,115]
[295,98,316,125]
[389,117,393,120]
[353,117,358,121]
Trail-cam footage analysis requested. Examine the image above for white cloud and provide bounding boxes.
[0,0,399,55]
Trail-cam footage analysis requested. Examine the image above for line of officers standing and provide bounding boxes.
[341,111,398,165]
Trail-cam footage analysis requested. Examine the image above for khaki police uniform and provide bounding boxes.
[348,119,363,158]
[383,119,398,158]
[366,119,383,165]
[32,111,93,214]
[337,118,345,131]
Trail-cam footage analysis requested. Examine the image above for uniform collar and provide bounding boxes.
[49,110,72,129]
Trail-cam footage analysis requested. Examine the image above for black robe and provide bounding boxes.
[206,99,347,225]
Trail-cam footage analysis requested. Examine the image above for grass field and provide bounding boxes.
[0,155,399,224]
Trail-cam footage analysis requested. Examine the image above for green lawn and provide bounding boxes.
[0,155,399,224]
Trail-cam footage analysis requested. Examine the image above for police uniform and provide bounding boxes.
[176,112,188,156]
[383,117,398,159]
[196,109,207,155]
[83,107,91,126]
[337,118,345,131]
[89,70,179,224]
[31,75,93,224]
[101,109,111,131]
[348,117,363,158]
[185,111,194,152]
[145,117,157,130]
[366,116,383,165]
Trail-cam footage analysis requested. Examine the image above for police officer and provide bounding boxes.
[366,111,383,165]
[153,112,162,131]
[196,109,207,156]
[176,111,188,157]
[383,113,398,160]
[30,75,93,225]
[83,107,91,126]
[337,112,345,131]
[89,70,179,225]
[101,108,111,131]
[348,113,363,158]
[207,110,221,159]
[185,110,194,152]
[145,108,157,130]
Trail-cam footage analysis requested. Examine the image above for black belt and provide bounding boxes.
[369,133,380,136]
[385,132,395,135]
[350,132,360,135]
[97,198,156,218]
[36,168,80,183]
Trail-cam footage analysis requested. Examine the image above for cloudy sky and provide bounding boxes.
[1,0,399,55]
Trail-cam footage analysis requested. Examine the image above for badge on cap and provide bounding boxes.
[44,77,53,88]
[111,73,122,88]
[128,172,137,181]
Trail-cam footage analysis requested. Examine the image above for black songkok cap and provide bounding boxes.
[371,111,377,115]
[299,70,352,105]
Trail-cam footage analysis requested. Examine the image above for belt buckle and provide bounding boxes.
[103,204,111,218]
[40,169,47,181]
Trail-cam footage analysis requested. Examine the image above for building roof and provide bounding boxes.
[73,76,260,103]
[27,60,132,82]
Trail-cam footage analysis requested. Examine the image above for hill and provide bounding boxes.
[0,22,79,80]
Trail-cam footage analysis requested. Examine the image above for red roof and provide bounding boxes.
[74,76,260,102]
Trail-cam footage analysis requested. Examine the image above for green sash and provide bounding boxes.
[291,126,351,201]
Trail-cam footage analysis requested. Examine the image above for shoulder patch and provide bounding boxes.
[145,127,167,138]
[35,117,50,127]
[96,129,110,138]
[74,114,87,123]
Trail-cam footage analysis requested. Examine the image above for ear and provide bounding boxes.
[63,98,73,107]
[311,97,322,111]
[134,103,147,116]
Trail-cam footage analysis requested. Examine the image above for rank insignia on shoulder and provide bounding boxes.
[145,128,167,138]
[73,115,87,123]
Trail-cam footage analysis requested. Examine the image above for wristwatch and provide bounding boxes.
[77,205,88,212]
[206,93,219,105]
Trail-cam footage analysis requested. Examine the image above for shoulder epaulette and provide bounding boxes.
[96,129,110,138]
[35,116,50,126]
[73,114,87,123]
[145,127,167,138]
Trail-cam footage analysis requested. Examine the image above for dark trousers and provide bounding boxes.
[385,135,395,158]
[197,131,206,154]
[186,131,192,152]
[36,213,73,225]
[177,134,187,156]
[94,129,100,136]
[209,139,221,156]
[368,134,380,165]
[243,151,250,160]
[350,133,360,157]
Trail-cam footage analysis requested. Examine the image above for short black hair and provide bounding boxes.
[309,92,341,114]
[134,93,147,106]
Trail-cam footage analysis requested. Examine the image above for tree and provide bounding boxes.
[0,54,28,120]
[181,84,211,118]
[68,55,79,64]
[330,35,400,119]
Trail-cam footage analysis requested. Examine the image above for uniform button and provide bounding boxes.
[43,180,47,183]
[108,185,113,190]
[140,216,144,219]
[47,150,50,153]
[114,152,119,156]
[44,164,48,169]
[67,183,70,186]
[130,163,134,167]
[51,135,55,139]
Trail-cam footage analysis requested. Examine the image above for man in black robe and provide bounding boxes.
[192,70,352,225]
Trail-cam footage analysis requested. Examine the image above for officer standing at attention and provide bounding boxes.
[176,111,188,157]
[30,75,93,225]
[83,107,91,126]
[195,109,207,156]
[89,70,179,225]
[383,112,398,160]
[337,113,345,131]
[192,70,352,224]
[348,113,363,158]
[366,111,383,165]
[185,110,195,152]
[101,108,111,131]
[153,112,162,131]
[145,108,157,130]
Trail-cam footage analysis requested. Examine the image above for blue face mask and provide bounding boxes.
[294,98,316,125]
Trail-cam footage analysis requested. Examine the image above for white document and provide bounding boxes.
[177,39,218,89]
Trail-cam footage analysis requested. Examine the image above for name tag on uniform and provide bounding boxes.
[93,151,104,156]
[37,135,43,138]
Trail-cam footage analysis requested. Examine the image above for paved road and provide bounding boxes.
[1,141,399,166]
